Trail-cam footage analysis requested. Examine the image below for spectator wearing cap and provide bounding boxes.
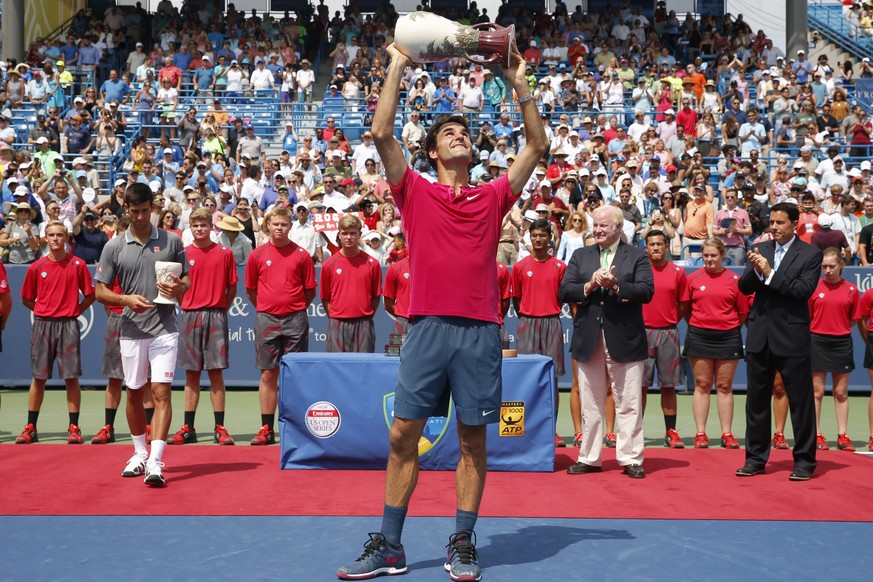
[810,212,850,257]
[71,204,109,264]
[482,69,506,108]
[192,55,215,97]
[457,75,485,112]
[791,49,813,85]
[350,131,381,177]
[250,58,276,95]
[656,108,678,145]
[125,41,147,77]
[61,114,92,155]
[295,59,315,103]
[288,201,324,263]
[820,158,850,194]
[322,83,345,108]
[682,184,714,245]
[546,148,574,189]
[294,151,322,192]
[523,40,542,68]
[26,69,51,106]
[237,125,265,167]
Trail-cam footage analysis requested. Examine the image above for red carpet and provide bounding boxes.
[2,445,872,521]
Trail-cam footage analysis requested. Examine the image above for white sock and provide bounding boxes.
[149,440,166,464]
[132,434,147,457]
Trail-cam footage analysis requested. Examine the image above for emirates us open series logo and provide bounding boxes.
[305,401,341,438]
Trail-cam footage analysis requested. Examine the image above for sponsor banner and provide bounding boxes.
[278,353,556,471]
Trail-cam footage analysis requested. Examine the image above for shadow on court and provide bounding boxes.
[407,524,634,571]
[166,461,265,483]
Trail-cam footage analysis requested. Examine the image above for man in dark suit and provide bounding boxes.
[738,202,822,481]
[559,205,654,479]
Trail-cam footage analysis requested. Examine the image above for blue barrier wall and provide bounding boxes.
[2,264,873,393]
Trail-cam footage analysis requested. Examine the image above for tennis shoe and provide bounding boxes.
[214,424,235,445]
[336,532,407,579]
[816,433,829,450]
[67,424,83,444]
[555,434,566,448]
[91,424,115,444]
[721,432,740,449]
[167,424,198,445]
[771,431,789,449]
[445,530,481,582]
[664,428,685,448]
[693,432,709,448]
[15,423,38,444]
[144,460,166,487]
[837,433,855,452]
[573,432,583,447]
[250,424,275,445]
[604,433,617,448]
[122,453,148,477]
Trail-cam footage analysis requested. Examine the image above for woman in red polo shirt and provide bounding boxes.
[809,248,861,451]
[683,238,749,449]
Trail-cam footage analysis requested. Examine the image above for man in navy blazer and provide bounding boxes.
[738,202,822,481]
[559,206,654,478]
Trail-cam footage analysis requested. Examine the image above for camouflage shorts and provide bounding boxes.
[32,317,81,380]
[517,314,565,376]
[178,309,230,371]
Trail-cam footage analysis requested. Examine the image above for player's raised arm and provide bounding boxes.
[372,43,411,187]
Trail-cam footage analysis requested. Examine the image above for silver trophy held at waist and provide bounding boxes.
[153,261,182,305]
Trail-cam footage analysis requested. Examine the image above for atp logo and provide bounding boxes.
[383,392,451,456]
[29,304,95,340]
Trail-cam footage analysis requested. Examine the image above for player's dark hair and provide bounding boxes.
[424,114,470,170]
[124,182,152,206]
[529,218,552,235]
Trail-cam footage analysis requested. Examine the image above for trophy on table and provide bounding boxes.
[393,11,516,68]
[153,261,182,305]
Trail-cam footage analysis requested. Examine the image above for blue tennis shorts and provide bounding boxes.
[394,316,502,426]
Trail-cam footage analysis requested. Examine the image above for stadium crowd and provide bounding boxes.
[1,1,873,467]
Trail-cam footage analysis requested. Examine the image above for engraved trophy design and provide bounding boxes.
[394,11,516,68]
[153,261,182,305]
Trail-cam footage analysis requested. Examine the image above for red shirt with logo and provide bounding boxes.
[245,241,315,315]
[643,261,690,328]
[391,168,516,323]
[383,257,411,318]
[320,251,382,319]
[21,255,94,318]
[182,243,238,311]
[0,263,8,296]
[809,278,860,336]
[687,268,749,330]
[511,255,566,317]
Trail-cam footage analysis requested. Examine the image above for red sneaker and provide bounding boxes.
[837,433,855,452]
[721,432,740,449]
[91,424,115,444]
[555,433,566,448]
[167,424,198,445]
[771,431,789,449]
[816,433,829,450]
[250,425,275,446]
[868,436,873,452]
[693,432,709,448]
[604,433,617,448]
[573,432,583,447]
[214,424,235,445]
[146,424,152,445]
[15,423,38,444]
[67,424,83,444]
[664,428,685,448]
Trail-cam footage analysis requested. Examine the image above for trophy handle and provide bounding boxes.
[471,23,515,69]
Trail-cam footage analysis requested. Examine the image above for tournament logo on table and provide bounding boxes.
[499,401,526,437]
[383,392,451,456]
[304,401,342,438]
